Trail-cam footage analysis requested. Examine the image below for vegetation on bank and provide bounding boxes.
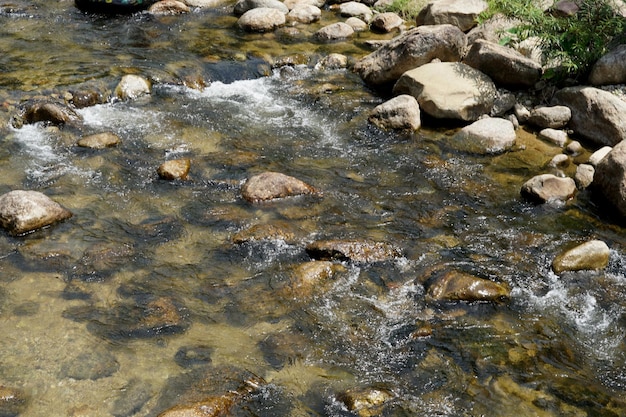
[482,0,626,82]
[379,0,626,82]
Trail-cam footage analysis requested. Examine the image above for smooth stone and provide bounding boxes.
[588,146,612,167]
[148,0,190,14]
[241,171,317,202]
[451,116,516,154]
[520,174,576,204]
[527,105,571,129]
[426,270,510,302]
[538,128,568,147]
[314,22,354,41]
[0,190,72,236]
[77,132,121,149]
[237,7,286,32]
[114,75,151,100]
[305,239,401,263]
[552,240,610,273]
[368,94,421,131]
[574,163,594,189]
[157,159,191,180]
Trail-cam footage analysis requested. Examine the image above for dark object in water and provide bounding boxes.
[75,0,158,13]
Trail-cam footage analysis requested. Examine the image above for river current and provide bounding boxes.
[0,1,625,416]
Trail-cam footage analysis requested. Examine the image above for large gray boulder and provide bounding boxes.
[0,190,72,236]
[353,24,467,87]
[588,44,626,86]
[416,0,488,32]
[463,39,542,88]
[451,117,516,154]
[553,86,626,147]
[593,140,626,218]
[392,61,496,121]
[368,94,421,131]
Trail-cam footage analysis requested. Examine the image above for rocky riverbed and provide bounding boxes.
[0,0,626,416]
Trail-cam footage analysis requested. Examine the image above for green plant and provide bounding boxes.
[482,0,626,82]
[378,0,428,22]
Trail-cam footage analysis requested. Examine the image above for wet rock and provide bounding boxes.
[369,12,404,33]
[538,128,568,147]
[527,105,571,129]
[232,222,297,244]
[520,174,576,204]
[337,386,394,417]
[241,171,317,202]
[0,386,28,417]
[174,345,214,368]
[148,0,190,14]
[77,132,121,149]
[339,1,373,23]
[280,260,346,298]
[316,53,348,69]
[306,239,401,263]
[0,190,72,236]
[111,378,154,417]
[125,215,184,245]
[17,99,80,126]
[553,86,626,147]
[463,39,542,88]
[588,146,612,167]
[552,240,610,273]
[286,4,321,23]
[574,163,594,189]
[233,0,288,15]
[114,75,151,101]
[592,140,626,218]
[237,7,286,32]
[354,24,466,86]
[393,62,496,122]
[157,158,191,180]
[314,22,354,41]
[68,88,107,108]
[345,16,368,31]
[416,0,487,32]
[426,270,510,302]
[588,44,626,86]
[368,94,421,131]
[59,347,120,380]
[71,243,135,282]
[451,116,516,154]
[258,331,310,369]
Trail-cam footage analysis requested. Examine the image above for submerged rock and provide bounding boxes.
[59,347,120,380]
[368,94,421,131]
[241,171,317,202]
[354,24,466,86]
[520,174,576,204]
[0,190,72,236]
[77,132,121,149]
[393,62,496,121]
[426,270,510,302]
[552,240,610,273]
[306,239,401,263]
[157,158,191,180]
[0,386,28,417]
[337,386,394,417]
[280,260,346,298]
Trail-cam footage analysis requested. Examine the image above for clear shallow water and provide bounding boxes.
[0,1,625,416]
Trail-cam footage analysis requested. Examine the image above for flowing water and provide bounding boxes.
[0,1,625,416]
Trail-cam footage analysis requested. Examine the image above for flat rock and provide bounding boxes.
[451,116,516,154]
[520,174,576,204]
[77,132,121,149]
[157,159,191,180]
[552,240,610,273]
[464,39,542,88]
[368,94,421,131]
[553,86,626,147]
[393,61,496,121]
[241,171,317,202]
[426,270,510,302]
[238,7,286,32]
[0,190,72,236]
[306,239,401,263]
[354,24,466,86]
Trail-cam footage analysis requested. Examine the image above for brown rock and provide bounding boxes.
[0,190,72,236]
[158,159,191,180]
[77,132,121,149]
[552,240,610,273]
[337,386,393,417]
[241,171,317,202]
[0,386,28,416]
[520,174,576,204]
[306,239,401,263]
[426,270,510,302]
[148,0,190,14]
[281,261,346,298]
[20,99,80,126]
